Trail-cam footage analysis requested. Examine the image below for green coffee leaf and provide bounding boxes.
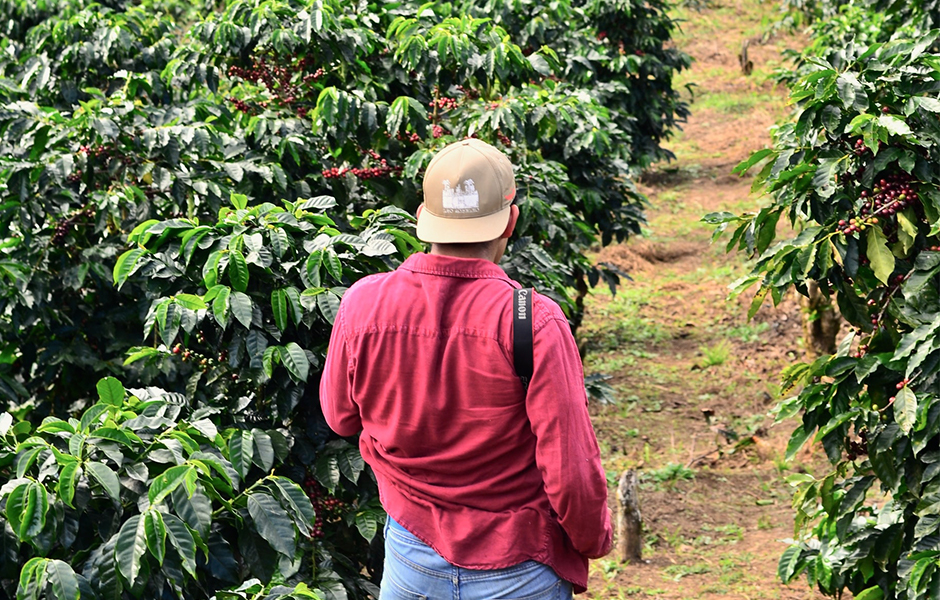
[866,226,895,284]
[96,377,125,407]
[144,510,167,566]
[778,545,802,583]
[271,476,315,531]
[212,285,231,329]
[115,514,148,586]
[57,462,81,508]
[895,387,918,434]
[87,461,121,502]
[149,465,196,506]
[7,480,47,541]
[174,294,207,311]
[113,248,146,290]
[228,249,249,292]
[230,291,253,328]
[271,289,288,331]
[45,559,80,600]
[164,513,197,577]
[355,510,380,542]
[247,492,296,556]
[229,429,254,479]
[854,586,884,600]
[242,432,271,475]
[278,342,309,382]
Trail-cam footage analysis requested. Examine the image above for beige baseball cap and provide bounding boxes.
[417,138,516,243]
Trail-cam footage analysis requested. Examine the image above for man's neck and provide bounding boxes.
[430,243,498,263]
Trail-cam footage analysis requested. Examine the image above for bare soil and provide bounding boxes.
[581,1,830,598]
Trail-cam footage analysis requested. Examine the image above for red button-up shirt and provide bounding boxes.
[319,253,612,593]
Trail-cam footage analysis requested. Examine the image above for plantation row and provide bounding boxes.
[0,0,691,597]
[712,0,940,598]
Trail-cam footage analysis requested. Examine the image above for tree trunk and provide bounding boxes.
[801,281,840,358]
[617,469,642,563]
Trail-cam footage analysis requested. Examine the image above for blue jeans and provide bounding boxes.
[380,517,574,600]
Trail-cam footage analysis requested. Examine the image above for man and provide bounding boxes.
[319,139,612,599]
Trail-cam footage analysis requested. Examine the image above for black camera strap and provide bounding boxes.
[513,288,533,391]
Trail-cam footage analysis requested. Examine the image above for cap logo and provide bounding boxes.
[441,179,480,213]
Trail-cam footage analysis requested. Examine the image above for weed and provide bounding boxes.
[699,340,732,367]
[605,469,620,487]
[599,559,624,578]
[722,321,770,343]
[580,287,668,353]
[771,452,792,473]
[662,563,711,581]
[757,515,774,530]
[645,463,696,486]
[584,352,636,373]
[703,523,744,542]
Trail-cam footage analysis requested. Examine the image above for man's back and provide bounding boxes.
[321,252,612,592]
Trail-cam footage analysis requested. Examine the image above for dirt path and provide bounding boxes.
[581,1,830,598]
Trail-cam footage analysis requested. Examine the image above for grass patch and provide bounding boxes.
[721,321,770,343]
[580,288,669,352]
[699,340,732,367]
[644,462,696,487]
[662,563,711,581]
[692,91,778,114]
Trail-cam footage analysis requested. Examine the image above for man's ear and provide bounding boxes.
[499,205,520,239]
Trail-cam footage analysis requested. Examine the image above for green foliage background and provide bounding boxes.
[0,0,691,597]
[714,0,940,596]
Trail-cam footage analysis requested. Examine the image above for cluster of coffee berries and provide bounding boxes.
[302,67,325,82]
[51,207,94,246]
[321,167,348,179]
[861,174,919,217]
[896,378,911,390]
[496,131,512,147]
[350,163,401,180]
[79,143,131,166]
[837,172,920,237]
[79,144,113,158]
[846,429,868,461]
[432,125,445,139]
[319,495,348,516]
[853,138,869,156]
[226,56,321,109]
[852,340,870,359]
[397,131,421,144]
[429,97,458,111]
[322,151,402,181]
[303,477,327,538]
[171,342,222,373]
[456,85,479,100]
[837,216,877,235]
[67,170,82,184]
[227,97,254,114]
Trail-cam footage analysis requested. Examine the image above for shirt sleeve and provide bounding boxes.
[525,299,613,559]
[319,302,363,437]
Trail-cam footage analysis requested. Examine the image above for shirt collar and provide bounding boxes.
[400,253,514,282]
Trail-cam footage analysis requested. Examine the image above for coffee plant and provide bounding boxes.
[777,0,939,43]
[0,0,692,596]
[0,376,321,599]
[707,32,940,599]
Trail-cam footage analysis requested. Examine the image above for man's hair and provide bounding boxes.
[432,239,501,252]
